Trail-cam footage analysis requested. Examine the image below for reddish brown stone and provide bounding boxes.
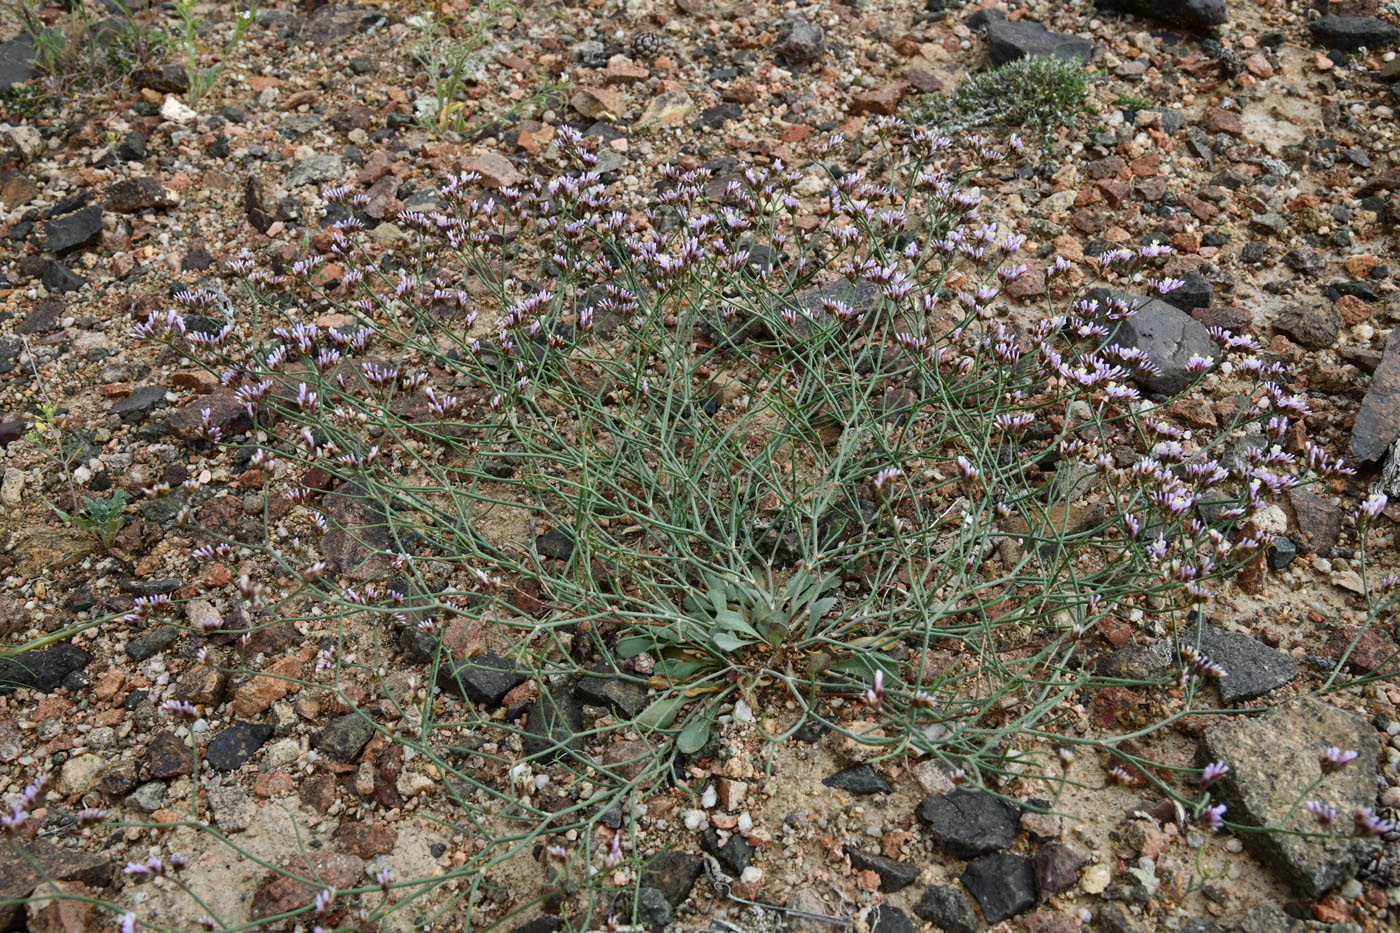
[253,772,294,797]
[1203,107,1243,136]
[332,819,398,858]
[849,81,907,116]
[250,853,364,922]
[1323,626,1399,674]
[1335,294,1371,325]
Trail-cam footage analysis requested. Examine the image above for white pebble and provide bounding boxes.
[683,809,708,831]
[701,785,718,809]
[740,866,763,884]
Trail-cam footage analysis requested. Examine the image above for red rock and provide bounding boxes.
[1335,294,1371,325]
[332,819,398,858]
[250,852,364,921]
[1203,107,1243,136]
[605,56,650,84]
[1023,910,1083,933]
[169,369,218,393]
[1005,267,1046,300]
[571,86,624,120]
[1323,625,1398,674]
[849,81,907,116]
[1243,53,1273,79]
[253,772,294,797]
[779,124,810,143]
[459,152,522,189]
[231,652,304,717]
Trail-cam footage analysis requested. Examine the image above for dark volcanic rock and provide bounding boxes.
[321,480,392,580]
[130,63,189,93]
[1273,303,1340,349]
[105,177,175,213]
[42,261,86,294]
[1162,269,1213,313]
[915,789,1019,857]
[44,206,103,254]
[126,627,179,660]
[774,17,825,64]
[1196,696,1380,898]
[1309,15,1399,50]
[1033,844,1085,900]
[870,906,918,933]
[17,301,62,335]
[961,852,1037,924]
[913,884,977,933]
[0,38,37,92]
[1180,622,1298,704]
[316,713,375,762]
[533,528,575,560]
[146,730,194,779]
[1097,0,1226,32]
[437,654,528,706]
[701,826,754,874]
[522,685,584,762]
[206,721,275,770]
[1106,297,1218,395]
[985,18,1093,65]
[641,851,704,906]
[1287,488,1342,556]
[1353,327,1400,461]
[573,666,648,718]
[111,384,169,423]
[822,763,892,795]
[845,846,918,891]
[0,642,91,693]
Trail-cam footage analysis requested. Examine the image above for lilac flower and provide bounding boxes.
[1354,807,1394,837]
[125,856,166,879]
[864,669,884,710]
[1362,493,1388,520]
[121,914,139,933]
[1186,354,1212,373]
[1320,747,1358,772]
[1199,761,1229,788]
[1200,803,1227,833]
[871,467,901,500]
[77,806,107,826]
[605,832,623,866]
[955,456,979,480]
[161,699,198,719]
[377,867,395,895]
[1107,767,1133,786]
[1306,800,1338,825]
[314,887,335,915]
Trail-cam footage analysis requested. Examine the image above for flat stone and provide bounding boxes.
[641,851,704,906]
[1162,269,1212,314]
[1287,489,1342,556]
[250,852,364,921]
[985,18,1093,66]
[822,763,892,795]
[41,261,85,294]
[1033,844,1085,900]
[126,626,178,661]
[105,177,175,213]
[1196,696,1380,898]
[206,721,275,771]
[523,685,584,762]
[844,846,918,892]
[701,826,754,874]
[315,712,375,762]
[1273,303,1340,349]
[206,785,255,832]
[437,653,528,706]
[17,301,61,335]
[111,385,169,423]
[1352,327,1400,461]
[286,153,342,188]
[0,38,37,92]
[573,667,648,717]
[1309,15,1399,50]
[460,152,522,188]
[166,391,252,441]
[916,789,1019,857]
[570,86,623,120]
[44,206,103,254]
[0,837,112,928]
[1097,0,1225,32]
[125,780,167,812]
[774,17,825,64]
[332,819,398,857]
[961,852,1038,924]
[913,883,977,933]
[321,481,392,580]
[0,643,91,693]
[1105,296,1218,396]
[130,64,189,94]
[145,730,193,779]
[633,89,697,133]
[870,906,918,933]
[1180,623,1298,704]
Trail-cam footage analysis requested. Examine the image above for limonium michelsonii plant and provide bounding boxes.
[116,115,1369,922]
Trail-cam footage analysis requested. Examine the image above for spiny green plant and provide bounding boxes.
[908,54,1093,144]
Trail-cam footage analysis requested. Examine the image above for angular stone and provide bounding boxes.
[1162,270,1212,314]
[41,261,85,294]
[1287,489,1342,556]
[633,89,696,133]
[130,64,189,94]
[570,86,623,120]
[523,685,584,762]
[0,38,37,93]
[206,784,255,832]
[111,385,168,423]
[0,838,112,928]
[126,626,178,661]
[845,846,918,891]
[460,152,522,188]
[641,851,704,906]
[1195,696,1380,898]
[1033,844,1084,900]
[961,852,1037,924]
[822,764,892,795]
[1106,296,1218,396]
[916,789,1019,857]
[250,852,364,921]
[701,826,753,874]
[44,206,103,254]
[286,153,342,188]
[332,819,398,857]
[913,883,976,933]
[315,712,375,762]
[166,391,252,441]
[1352,328,1400,461]
[870,906,918,933]
[1097,0,1225,32]
[437,654,528,706]
[774,17,825,64]
[145,730,193,779]
[322,480,392,580]
[1309,15,1399,50]
[573,667,647,718]
[534,528,575,560]
[125,780,167,812]
[105,177,175,213]
[17,301,61,335]
[1273,303,1340,349]
[985,19,1093,66]
[1180,623,1298,704]
[0,643,91,694]
[206,721,275,771]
